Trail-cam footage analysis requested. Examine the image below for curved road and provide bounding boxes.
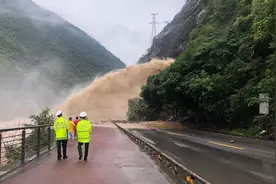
[128,128,274,184]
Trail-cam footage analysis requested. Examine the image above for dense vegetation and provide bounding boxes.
[127,98,157,121]
[0,0,125,88]
[128,0,275,138]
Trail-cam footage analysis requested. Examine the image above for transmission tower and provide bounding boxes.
[149,13,159,42]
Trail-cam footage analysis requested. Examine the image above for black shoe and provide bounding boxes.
[57,157,61,160]
[79,155,82,160]
[63,156,68,159]
[84,158,87,161]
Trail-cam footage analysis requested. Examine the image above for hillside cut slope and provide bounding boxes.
[0,0,126,121]
[139,0,205,63]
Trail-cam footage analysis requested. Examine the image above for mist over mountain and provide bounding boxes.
[0,0,126,121]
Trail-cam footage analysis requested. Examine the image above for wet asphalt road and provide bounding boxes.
[128,128,275,184]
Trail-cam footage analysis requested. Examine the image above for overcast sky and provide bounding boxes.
[32,0,185,65]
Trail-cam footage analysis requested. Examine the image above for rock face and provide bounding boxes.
[139,0,205,63]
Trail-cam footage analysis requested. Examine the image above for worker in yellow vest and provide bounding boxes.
[54,110,69,160]
[77,111,92,161]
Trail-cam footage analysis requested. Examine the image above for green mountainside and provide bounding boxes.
[131,0,275,138]
[0,0,125,120]
[0,0,125,87]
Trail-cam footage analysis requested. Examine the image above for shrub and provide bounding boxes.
[4,108,54,164]
[127,98,156,121]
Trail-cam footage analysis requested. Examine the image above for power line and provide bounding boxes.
[149,13,159,42]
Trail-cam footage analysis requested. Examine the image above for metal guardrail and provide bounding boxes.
[0,124,55,177]
[115,123,211,184]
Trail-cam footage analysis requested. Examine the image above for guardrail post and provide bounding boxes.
[47,126,51,151]
[0,133,2,165]
[186,175,195,184]
[21,129,26,166]
[190,175,195,184]
[36,128,41,157]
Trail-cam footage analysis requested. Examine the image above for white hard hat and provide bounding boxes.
[56,110,62,117]
[80,111,87,118]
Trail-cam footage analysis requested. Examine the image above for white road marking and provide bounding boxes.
[174,142,189,148]
[132,131,155,145]
[141,136,156,145]
[173,141,204,152]
[250,171,274,182]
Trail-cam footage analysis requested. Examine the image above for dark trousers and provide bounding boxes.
[56,140,67,159]
[78,142,89,159]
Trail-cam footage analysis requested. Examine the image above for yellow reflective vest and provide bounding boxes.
[54,117,69,140]
[77,119,92,143]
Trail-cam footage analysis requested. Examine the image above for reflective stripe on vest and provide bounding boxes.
[55,119,67,140]
[77,121,91,141]
[55,120,66,130]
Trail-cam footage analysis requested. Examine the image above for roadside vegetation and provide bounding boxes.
[4,108,54,164]
[128,0,275,139]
